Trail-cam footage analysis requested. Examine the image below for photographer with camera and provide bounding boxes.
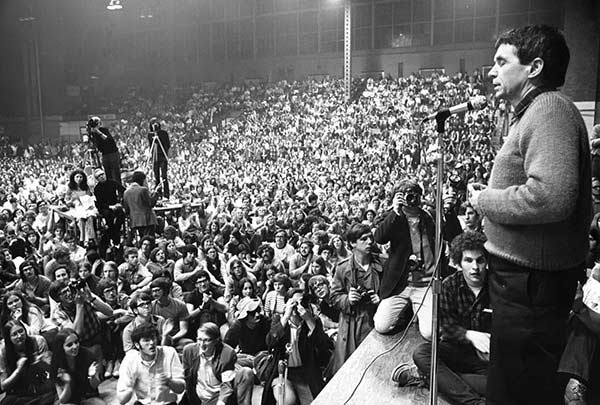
[48,278,113,355]
[262,288,333,405]
[87,116,121,184]
[147,118,171,199]
[329,223,383,375]
[373,179,461,339]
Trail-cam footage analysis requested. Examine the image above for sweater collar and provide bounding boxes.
[511,87,555,124]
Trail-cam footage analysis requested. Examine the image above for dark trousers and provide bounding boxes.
[99,206,125,248]
[558,314,599,385]
[487,255,579,405]
[153,159,169,198]
[413,341,487,405]
[101,151,121,185]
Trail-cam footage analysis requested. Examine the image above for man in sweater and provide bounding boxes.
[469,25,591,404]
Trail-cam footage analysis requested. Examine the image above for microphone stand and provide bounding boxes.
[426,110,451,405]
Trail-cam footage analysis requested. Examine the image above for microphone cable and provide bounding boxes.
[342,243,444,405]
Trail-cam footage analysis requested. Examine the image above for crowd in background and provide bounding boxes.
[0,71,510,404]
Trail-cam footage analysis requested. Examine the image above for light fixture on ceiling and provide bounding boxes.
[107,0,123,11]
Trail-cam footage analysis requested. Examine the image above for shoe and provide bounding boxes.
[391,363,423,387]
[112,359,120,378]
[104,360,114,379]
[564,378,587,405]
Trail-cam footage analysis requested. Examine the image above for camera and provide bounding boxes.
[355,285,374,304]
[68,278,88,291]
[407,254,424,272]
[404,192,420,207]
[87,118,99,129]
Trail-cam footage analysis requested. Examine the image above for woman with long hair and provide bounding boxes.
[330,234,350,266]
[50,328,106,405]
[0,320,54,404]
[65,169,97,245]
[224,258,257,303]
[13,261,51,316]
[1,290,56,344]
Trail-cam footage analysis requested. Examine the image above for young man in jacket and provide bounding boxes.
[181,322,254,405]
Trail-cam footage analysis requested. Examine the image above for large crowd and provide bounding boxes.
[1,66,588,405]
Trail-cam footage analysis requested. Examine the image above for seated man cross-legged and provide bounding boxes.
[392,231,490,405]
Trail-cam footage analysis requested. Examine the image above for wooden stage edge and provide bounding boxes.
[314,324,450,405]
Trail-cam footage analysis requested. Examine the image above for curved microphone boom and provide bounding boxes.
[423,95,487,122]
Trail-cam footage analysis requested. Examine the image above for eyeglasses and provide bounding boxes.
[197,337,216,343]
[137,301,151,308]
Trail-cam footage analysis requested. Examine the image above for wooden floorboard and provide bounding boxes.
[314,324,450,405]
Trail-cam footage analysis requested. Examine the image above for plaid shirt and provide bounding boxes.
[51,302,102,346]
[439,270,490,345]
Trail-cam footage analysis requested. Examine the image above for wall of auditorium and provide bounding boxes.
[183,44,494,83]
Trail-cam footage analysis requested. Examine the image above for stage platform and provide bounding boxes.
[314,324,450,405]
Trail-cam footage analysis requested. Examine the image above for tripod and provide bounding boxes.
[146,133,169,197]
[84,146,101,169]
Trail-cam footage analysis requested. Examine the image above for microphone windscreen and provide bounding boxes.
[471,95,487,110]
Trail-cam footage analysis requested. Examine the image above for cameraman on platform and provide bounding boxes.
[148,118,170,199]
[88,116,121,184]
[373,179,461,339]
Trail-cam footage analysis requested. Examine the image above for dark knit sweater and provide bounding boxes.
[478,91,591,270]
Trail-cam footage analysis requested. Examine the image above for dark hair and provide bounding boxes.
[2,320,34,374]
[51,328,83,380]
[139,235,156,250]
[150,277,171,294]
[67,169,89,191]
[180,244,198,257]
[130,323,159,345]
[1,292,32,326]
[273,273,292,289]
[258,244,275,259]
[345,223,372,244]
[149,247,164,262]
[449,231,487,265]
[96,278,117,295]
[495,25,570,88]
[48,280,67,301]
[395,178,423,196]
[129,291,152,311]
[18,259,40,282]
[131,171,147,186]
[124,247,138,258]
[237,276,257,298]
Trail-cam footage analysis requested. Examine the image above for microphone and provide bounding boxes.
[423,95,487,121]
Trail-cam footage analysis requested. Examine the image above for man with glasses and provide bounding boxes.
[122,292,171,352]
[150,277,190,350]
[117,324,185,405]
[182,322,254,405]
[48,279,113,353]
[185,270,228,340]
[308,275,339,333]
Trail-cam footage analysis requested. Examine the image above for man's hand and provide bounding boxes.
[392,193,407,214]
[284,299,296,319]
[88,361,98,378]
[465,330,490,354]
[348,287,362,305]
[369,291,381,305]
[156,372,170,387]
[467,183,487,211]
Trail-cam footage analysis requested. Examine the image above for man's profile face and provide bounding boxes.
[352,232,373,255]
[489,43,532,105]
[459,249,487,289]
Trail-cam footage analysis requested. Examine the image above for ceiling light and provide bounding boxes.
[107,0,123,11]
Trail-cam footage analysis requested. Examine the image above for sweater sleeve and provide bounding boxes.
[478,95,581,225]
